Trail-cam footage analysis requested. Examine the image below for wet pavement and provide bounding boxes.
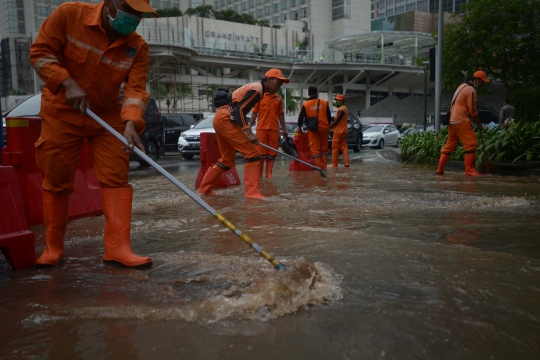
[1,149,540,359]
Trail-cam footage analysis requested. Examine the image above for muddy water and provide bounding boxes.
[2,153,540,359]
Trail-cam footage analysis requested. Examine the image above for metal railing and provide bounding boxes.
[137,26,419,66]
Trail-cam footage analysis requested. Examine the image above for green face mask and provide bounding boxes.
[107,0,141,35]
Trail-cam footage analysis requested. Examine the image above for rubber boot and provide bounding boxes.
[265,160,275,178]
[321,154,328,171]
[329,149,339,168]
[244,163,265,199]
[436,153,450,175]
[36,191,70,266]
[464,153,482,177]
[102,186,152,267]
[313,156,322,169]
[198,166,224,195]
[343,149,349,167]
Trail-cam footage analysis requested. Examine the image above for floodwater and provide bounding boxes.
[2,151,540,359]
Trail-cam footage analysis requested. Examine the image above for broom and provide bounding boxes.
[478,129,495,174]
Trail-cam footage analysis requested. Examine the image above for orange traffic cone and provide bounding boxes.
[36,191,70,266]
[102,186,152,267]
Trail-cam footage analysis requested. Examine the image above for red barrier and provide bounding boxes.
[289,130,315,171]
[1,117,102,226]
[195,132,241,190]
[0,166,36,270]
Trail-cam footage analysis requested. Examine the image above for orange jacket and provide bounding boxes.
[331,105,348,134]
[29,2,149,133]
[449,84,477,124]
[298,97,331,130]
[252,93,284,131]
[231,82,263,130]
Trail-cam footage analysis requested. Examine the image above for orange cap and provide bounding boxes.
[334,94,346,101]
[125,0,159,18]
[264,68,290,83]
[473,70,490,83]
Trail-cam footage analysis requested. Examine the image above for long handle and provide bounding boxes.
[258,142,326,178]
[86,109,284,270]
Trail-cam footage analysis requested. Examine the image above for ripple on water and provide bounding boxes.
[53,254,342,323]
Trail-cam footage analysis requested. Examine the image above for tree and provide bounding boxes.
[278,89,299,115]
[142,7,182,18]
[441,0,540,96]
[185,5,215,18]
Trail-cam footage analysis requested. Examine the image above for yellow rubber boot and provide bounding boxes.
[198,166,225,195]
[36,191,70,266]
[436,153,450,175]
[265,160,275,178]
[464,153,482,177]
[244,163,265,199]
[102,186,152,267]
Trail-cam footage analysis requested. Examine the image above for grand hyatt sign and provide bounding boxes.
[205,30,260,43]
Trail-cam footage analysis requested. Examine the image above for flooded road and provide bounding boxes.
[2,151,540,359]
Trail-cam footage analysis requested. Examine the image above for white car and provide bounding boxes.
[178,115,216,159]
[361,124,400,149]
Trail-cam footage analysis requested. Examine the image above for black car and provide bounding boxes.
[130,98,166,167]
[328,111,363,153]
[162,114,196,151]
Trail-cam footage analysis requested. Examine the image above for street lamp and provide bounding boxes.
[422,61,430,132]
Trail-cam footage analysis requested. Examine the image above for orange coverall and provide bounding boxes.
[330,105,349,167]
[298,98,332,170]
[30,2,149,195]
[441,84,478,154]
[252,93,284,177]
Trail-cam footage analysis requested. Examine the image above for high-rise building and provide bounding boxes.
[179,0,372,49]
[371,0,469,20]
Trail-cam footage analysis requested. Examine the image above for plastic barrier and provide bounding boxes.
[1,117,102,226]
[0,166,36,270]
[289,130,315,171]
[194,132,241,190]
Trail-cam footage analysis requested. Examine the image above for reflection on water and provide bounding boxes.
[1,155,540,358]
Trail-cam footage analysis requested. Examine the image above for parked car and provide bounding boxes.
[397,127,420,146]
[177,115,215,159]
[162,113,196,151]
[130,97,165,167]
[328,111,363,153]
[362,124,400,149]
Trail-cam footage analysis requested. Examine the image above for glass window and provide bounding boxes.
[257,8,263,17]
[171,2,179,8]
[331,0,350,21]
[215,1,219,8]
[274,3,280,12]
[301,7,308,17]
[265,5,271,14]
[292,10,298,20]
[241,2,247,10]
[291,0,297,6]
[37,6,48,16]
[234,4,240,11]
[274,15,280,23]
[282,0,288,10]
[249,0,255,7]
[283,13,287,21]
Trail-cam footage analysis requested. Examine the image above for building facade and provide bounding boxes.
[180,0,372,49]
[371,0,469,20]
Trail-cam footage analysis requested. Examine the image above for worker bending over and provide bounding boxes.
[29,0,158,267]
[198,69,289,198]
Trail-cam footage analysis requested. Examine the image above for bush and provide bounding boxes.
[512,86,540,123]
[401,121,540,165]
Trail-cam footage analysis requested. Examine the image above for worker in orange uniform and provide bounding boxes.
[249,87,287,178]
[329,93,349,168]
[29,0,158,267]
[297,86,332,170]
[437,70,489,176]
[198,69,289,198]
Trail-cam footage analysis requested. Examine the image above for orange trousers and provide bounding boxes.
[213,112,260,170]
[35,114,129,196]
[307,127,329,170]
[256,129,279,160]
[440,121,478,154]
[331,132,349,166]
